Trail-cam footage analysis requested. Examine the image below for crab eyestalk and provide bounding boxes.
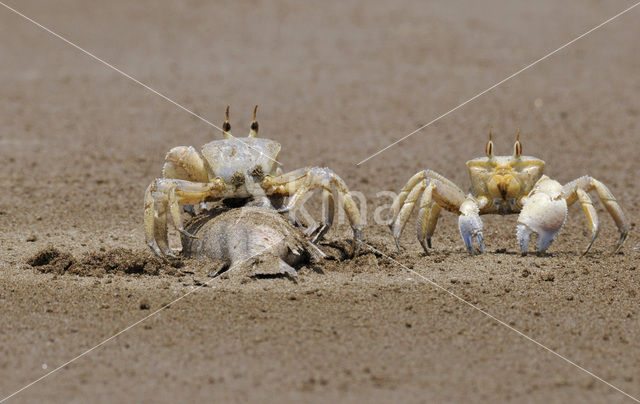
[222,105,232,139]
[485,126,495,160]
[513,128,522,159]
[249,105,259,138]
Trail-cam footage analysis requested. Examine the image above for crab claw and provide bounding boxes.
[517,179,567,255]
[458,199,485,255]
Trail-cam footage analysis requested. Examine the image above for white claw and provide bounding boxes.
[475,232,485,254]
[517,178,567,255]
[458,199,484,255]
[516,224,532,254]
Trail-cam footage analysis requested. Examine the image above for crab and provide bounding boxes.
[145,106,362,257]
[388,129,629,255]
[181,206,326,277]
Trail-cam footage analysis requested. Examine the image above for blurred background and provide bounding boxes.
[1,0,638,254]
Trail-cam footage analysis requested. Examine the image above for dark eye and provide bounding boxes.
[222,105,231,133]
[514,140,522,157]
[485,140,494,157]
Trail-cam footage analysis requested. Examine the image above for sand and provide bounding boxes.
[1,0,639,402]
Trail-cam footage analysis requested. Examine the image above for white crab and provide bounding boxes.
[389,130,629,255]
[145,106,362,257]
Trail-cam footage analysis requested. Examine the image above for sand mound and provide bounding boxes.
[26,246,182,276]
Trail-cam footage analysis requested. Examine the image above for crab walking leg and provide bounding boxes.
[416,184,441,253]
[423,182,474,253]
[389,170,464,225]
[329,173,363,254]
[389,172,426,226]
[516,176,568,255]
[392,177,466,250]
[167,186,200,239]
[562,176,629,252]
[144,183,173,257]
[391,180,427,249]
[144,178,230,256]
[266,168,319,228]
[263,167,363,252]
[153,203,173,256]
[306,187,336,243]
[144,184,156,250]
[575,188,599,254]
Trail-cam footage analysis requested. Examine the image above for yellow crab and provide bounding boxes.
[145,106,362,257]
[389,130,628,255]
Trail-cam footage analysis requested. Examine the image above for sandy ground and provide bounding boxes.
[1,0,639,402]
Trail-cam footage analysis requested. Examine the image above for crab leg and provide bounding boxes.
[305,187,336,243]
[389,170,464,225]
[416,189,441,254]
[389,171,427,226]
[390,171,466,251]
[391,180,427,249]
[144,177,230,257]
[562,176,629,252]
[145,184,172,257]
[575,188,598,254]
[263,167,362,253]
[268,168,317,210]
[167,186,200,239]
